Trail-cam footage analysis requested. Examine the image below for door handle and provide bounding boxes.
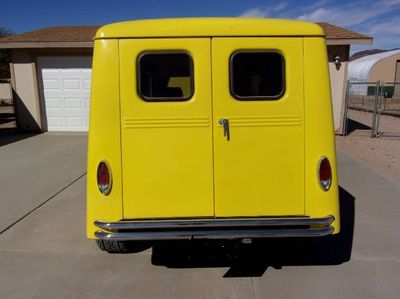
[218,118,230,141]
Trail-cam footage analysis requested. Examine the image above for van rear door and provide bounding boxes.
[120,37,305,219]
[212,38,305,217]
[119,38,214,219]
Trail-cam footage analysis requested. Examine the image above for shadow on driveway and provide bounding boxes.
[0,129,41,147]
[346,118,371,135]
[146,186,355,277]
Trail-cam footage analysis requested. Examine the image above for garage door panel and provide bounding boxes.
[66,117,85,128]
[62,79,81,90]
[38,56,92,132]
[84,79,91,90]
[41,69,59,75]
[64,98,84,108]
[45,98,63,109]
[47,117,64,129]
[42,79,61,90]
[84,97,90,109]
[47,110,88,116]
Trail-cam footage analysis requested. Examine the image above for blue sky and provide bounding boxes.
[1,0,400,53]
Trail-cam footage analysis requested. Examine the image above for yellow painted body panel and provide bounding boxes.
[212,37,304,216]
[86,40,123,238]
[304,38,340,233]
[87,18,340,239]
[119,38,214,218]
[95,18,324,39]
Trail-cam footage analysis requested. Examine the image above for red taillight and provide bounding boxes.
[318,157,332,191]
[97,161,112,195]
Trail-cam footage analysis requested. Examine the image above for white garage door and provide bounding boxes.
[38,57,92,132]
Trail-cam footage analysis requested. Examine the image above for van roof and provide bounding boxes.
[95,18,324,39]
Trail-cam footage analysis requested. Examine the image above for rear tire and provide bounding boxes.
[95,239,151,253]
[95,240,131,253]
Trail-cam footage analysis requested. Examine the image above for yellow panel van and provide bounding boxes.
[87,18,340,253]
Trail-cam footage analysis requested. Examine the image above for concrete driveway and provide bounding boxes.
[0,133,399,298]
[0,132,87,233]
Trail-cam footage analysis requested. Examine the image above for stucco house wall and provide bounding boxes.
[10,51,42,131]
[326,45,349,132]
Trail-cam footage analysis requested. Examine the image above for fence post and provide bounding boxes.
[342,80,351,136]
[376,81,384,137]
[371,81,381,137]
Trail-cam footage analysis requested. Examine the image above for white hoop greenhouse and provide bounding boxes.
[348,49,400,95]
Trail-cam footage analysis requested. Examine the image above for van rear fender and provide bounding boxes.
[304,37,340,233]
[86,39,123,238]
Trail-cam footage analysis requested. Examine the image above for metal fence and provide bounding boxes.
[0,79,16,129]
[342,80,400,137]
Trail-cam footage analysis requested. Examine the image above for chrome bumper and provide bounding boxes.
[94,216,335,241]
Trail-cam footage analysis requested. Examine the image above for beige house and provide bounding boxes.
[0,22,372,132]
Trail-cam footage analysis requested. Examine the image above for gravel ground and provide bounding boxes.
[338,108,400,182]
[346,108,400,136]
[336,135,400,182]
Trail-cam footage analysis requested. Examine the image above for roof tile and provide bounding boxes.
[0,22,372,43]
[0,26,99,42]
[317,22,372,40]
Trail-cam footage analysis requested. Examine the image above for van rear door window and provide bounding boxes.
[138,52,194,101]
[230,52,285,100]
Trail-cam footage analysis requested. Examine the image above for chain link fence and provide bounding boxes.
[0,79,16,129]
[342,80,400,137]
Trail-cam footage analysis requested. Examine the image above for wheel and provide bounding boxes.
[95,239,151,253]
[95,239,131,253]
